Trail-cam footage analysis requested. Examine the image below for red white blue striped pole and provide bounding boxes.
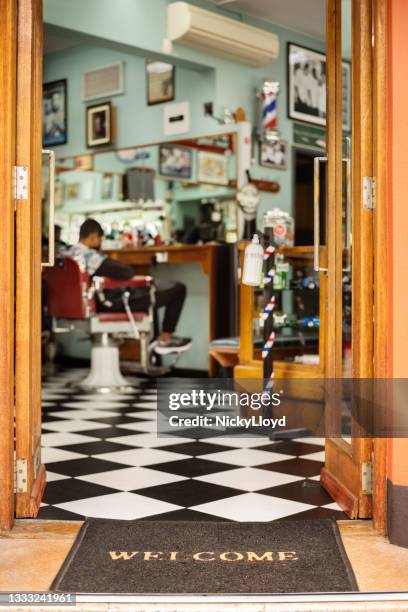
[260,295,276,323]
[260,81,280,142]
[262,331,276,360]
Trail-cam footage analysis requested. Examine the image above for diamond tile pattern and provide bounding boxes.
[39,368,350,522]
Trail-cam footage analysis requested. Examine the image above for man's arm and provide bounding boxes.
[94,256,135,280]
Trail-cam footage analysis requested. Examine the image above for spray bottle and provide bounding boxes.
[242,234,264,286]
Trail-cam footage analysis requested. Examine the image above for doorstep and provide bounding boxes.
[1,520,408,612]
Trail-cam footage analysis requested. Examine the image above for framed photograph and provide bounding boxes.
[43,79,67,146]
[159,144,193,180]
[288,43,351,131]
[86,102,114,148]
[146,60,175,105]
[65,182,81,201]
[259,140,288,170]
[197,151,229,186]
[101,173,114,200]
[54,180,65,209]
[75,154,94,171]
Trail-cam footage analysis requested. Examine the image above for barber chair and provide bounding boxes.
[45,257,161,391]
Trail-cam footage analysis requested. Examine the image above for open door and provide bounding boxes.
[0,0,17,531]
[14,0,46,517]
[320,0,375,518]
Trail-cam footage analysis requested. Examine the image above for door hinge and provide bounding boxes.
[363,176,376,210]
[362,461,373,495]
[14,165,29,201]
[14,458,28,494]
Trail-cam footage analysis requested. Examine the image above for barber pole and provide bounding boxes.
[265,371,275,391]
[263,245,275,260]
[264,267,275,285]
[262,331,276,359]
[259,81,280,142]
[260,295,276,323]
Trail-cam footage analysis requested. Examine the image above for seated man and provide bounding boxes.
[64,218,191,355]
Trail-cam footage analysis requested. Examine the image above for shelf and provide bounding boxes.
[58,200,165,215]
[276,245,322,261]
[273,360,323,379]
[238,242,326,263]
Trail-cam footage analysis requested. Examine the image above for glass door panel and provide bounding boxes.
[321,0,374,519]
[341,0,352,441]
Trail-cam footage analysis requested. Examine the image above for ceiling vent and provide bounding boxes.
[82,62,124,102]
[167,2,279,67]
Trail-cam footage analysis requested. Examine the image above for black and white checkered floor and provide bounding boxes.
[39,368,349,522]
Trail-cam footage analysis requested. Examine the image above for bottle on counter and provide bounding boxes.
[242,234,264,286]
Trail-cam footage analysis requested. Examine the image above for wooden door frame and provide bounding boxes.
[372,0,389,533]
[14,0,45,518]
[0,0,17,532]
[0,0,390,532]
[0,0,45,530]
[322,0,388,525]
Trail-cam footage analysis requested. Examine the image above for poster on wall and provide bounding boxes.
[287,43,351,131]
[42,79,68,146]
[159,144,193,180]
[86,102,114,148]
[259,140,288,170]
[146,60,175,105]
[198,151,229,186]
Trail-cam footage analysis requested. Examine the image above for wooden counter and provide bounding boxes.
[104,244,219,370]
[105,243,218,277]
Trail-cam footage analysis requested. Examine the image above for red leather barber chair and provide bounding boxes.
[45,257,155,391]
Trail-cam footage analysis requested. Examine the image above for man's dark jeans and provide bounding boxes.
[97,280,186,334]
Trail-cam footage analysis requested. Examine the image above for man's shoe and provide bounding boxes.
[154,336,192,355]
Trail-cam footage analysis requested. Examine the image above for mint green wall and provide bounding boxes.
[44,0,326,219]
[44,0,325,370]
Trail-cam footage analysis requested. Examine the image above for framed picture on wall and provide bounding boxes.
[86,102,114,148]
[54,180,65,209]
[197,151,229,185]
[259,140,288,170]
[42,79,67,146]
[159,144,193,179]
[75,153,94,171]
[101,173,114,200]
[287,43,351,131]
[146,60,175,105]
[65,182,81,201]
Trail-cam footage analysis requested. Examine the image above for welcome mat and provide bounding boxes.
[52,519,358,594]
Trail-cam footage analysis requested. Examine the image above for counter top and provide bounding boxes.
[104,242,219,255]
[104,243,220,276]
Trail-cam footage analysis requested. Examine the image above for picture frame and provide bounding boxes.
[86,102,114,148]
[146,60,175,106]
[159,144,193,180]
[197,151,229,186]
[54,179,65,209]
[65,182,81,201]
[101,173,115,200]
[287,43,351,131]
[42,79,68,146]
[259,140,288,170]
[75,154,94,171]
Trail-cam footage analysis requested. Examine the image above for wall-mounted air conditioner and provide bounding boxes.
[167,2,279,67]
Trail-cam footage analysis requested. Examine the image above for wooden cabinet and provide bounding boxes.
[272,246,327,380]
[234,244,327,382]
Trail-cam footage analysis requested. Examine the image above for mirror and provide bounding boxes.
[53,134,239,248]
